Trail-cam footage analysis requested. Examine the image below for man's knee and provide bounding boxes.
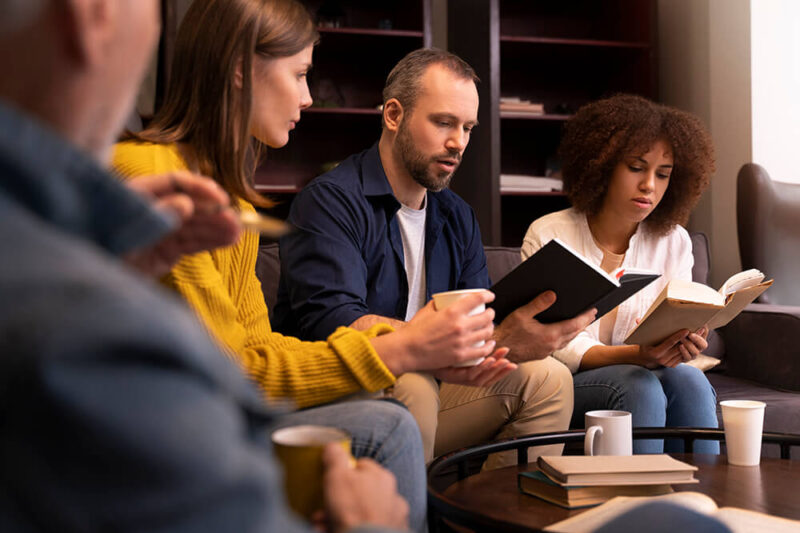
[512,356,573,399]
[390,372,440,462]
[391,372,440,413]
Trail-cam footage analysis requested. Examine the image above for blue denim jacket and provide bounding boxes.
[0,101,336,532]
[274,143,490,340]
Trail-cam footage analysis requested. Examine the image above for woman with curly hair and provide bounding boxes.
[521,94,719,454]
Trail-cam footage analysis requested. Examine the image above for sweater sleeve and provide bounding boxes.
[232,230,397,407]
[111,141,398,408]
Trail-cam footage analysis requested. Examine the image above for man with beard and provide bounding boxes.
[275,48,596,467]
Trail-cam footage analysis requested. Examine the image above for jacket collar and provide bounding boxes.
[0,100,173,255]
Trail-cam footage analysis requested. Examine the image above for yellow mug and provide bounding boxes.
[271,425,352,518]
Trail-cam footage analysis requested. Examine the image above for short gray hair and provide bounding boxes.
[0,0,47,35]
[382,48,479,125]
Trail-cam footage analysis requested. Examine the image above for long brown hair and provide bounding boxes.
[130,0,318,207]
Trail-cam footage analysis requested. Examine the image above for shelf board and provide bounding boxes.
[500,36,651,49]
[305,107,382,115]
[318,27,424,38]
[254,184,302,194]
[500,112,571,121]
[500,189,566,197]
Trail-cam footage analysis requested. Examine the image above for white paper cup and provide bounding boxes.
[432,288,487,367]
[721,400,766,466]
[584,410,633,456]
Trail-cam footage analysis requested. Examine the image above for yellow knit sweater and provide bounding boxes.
[112,141,396,408]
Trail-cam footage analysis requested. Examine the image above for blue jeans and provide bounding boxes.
[572,364,720,454]
[275,399,426,532]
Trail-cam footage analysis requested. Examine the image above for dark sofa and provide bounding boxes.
[257,234,800,457]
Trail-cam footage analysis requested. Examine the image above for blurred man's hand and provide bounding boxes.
[123,172,241,277]
[321,444,409,533]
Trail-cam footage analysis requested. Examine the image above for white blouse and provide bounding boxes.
[520,207,694,373]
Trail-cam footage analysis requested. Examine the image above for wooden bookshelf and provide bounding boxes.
[449,0,658,246]
[254,1,433,197]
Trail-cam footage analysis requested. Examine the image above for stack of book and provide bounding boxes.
[500,174,563,193]
[518,455,699,509]
[499,96,545,115]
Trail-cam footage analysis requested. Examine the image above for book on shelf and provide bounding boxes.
[500,96,545,114]
[624,269,773,346]
[536,454,698,486]
[489,238,660,324]
[500,174,562,192]
[544,491,800,533]
[518,470,673,509]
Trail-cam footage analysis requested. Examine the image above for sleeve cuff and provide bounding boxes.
[327,326,397,391]
[553,335,604,374]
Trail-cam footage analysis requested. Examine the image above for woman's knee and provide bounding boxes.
[614,366,667,412]
[661,364,716,400]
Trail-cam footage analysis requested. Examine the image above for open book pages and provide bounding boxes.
[624,272,773,346]
[719,268,765,296]
[544,491,800,533]
[537,455,698,486]
[661,279,726,307]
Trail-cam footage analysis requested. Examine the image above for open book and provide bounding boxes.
[624,269,773,346]
[544,491,800,533]
[490,238,660,324]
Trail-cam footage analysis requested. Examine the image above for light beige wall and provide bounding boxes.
[659,0,751,286]
[751,0,800,183]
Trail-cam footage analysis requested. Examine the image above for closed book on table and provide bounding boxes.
[537,454,698,486]
[518,470,673,509]
[490,238,660,324]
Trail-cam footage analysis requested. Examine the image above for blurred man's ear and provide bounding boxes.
[383,98,404,133]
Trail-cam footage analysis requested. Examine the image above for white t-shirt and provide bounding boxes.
[396,196,428,321]
[520,207,694,373]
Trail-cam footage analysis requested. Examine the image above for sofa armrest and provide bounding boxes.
[718,303,800,391]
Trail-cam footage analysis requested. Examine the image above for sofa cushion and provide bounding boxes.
[484,246,522,284]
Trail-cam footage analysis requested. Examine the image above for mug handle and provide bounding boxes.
[584,425,603,456]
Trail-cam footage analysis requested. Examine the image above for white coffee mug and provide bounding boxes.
[721,400,766,466]
[431,288,487,367]
[584,410,633,456]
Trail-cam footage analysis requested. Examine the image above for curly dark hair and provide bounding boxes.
[559,94,715,235]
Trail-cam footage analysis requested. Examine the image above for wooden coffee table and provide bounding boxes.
[428,429,800,533]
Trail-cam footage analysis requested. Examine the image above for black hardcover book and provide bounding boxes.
[489,239,660,324]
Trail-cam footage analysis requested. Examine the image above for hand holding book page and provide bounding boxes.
[625,269,773,347]
[544,491,800,533]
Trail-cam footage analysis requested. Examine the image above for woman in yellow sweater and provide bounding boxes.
[114,2,514,418]
[114,3,515,529]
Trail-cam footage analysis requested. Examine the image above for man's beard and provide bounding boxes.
[396,121,460,192]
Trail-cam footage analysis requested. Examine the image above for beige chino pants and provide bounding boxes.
[390,356,573,470]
